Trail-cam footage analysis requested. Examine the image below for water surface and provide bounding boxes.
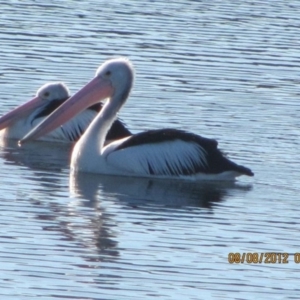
[0,1,299,299]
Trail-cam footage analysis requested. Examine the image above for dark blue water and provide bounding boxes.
[0,1,299,299]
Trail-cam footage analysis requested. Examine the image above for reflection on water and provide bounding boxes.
[70,171,252,210]
[0,142,120,273]
[0,138,71,170]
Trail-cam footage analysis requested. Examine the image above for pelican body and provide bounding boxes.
[21,58,254,181]
[0,82,130,142]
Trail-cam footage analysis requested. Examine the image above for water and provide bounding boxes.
[0,1,300,299]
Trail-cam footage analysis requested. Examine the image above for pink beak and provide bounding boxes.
[0,96,44,130]
[20,76,113,144]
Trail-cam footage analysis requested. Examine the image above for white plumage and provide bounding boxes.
[20,58,254,180]
[104,140,207,176]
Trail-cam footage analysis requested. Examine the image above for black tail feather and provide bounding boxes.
[234,163,254,177]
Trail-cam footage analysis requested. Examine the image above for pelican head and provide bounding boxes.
[0,82,70,131]
[95,57,134,103]
[20,58,135,143]
[36,82,70,103]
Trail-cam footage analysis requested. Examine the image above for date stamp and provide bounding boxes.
[228,252,300,264]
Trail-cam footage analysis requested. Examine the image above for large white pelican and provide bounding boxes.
[20,58,254,180]
[0,82,131,142]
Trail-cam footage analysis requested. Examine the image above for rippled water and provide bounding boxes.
[0,1,300,299]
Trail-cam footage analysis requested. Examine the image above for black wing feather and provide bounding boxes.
[114,129,253,176]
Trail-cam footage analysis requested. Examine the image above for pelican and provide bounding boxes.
[0,82,131,142]
[20,58,254,180]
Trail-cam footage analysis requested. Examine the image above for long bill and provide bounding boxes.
[0,96,44,130]
[19,77,114,144]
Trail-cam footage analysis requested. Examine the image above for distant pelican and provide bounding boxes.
[21,58,254,180]
[0,82,131,142]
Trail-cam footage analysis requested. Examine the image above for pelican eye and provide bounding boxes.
[43,91,50,98]
[105,70,111,77]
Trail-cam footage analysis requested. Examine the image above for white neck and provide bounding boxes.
[71,62,134,171]
[72,86,128,171]
[85,100,122,149]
